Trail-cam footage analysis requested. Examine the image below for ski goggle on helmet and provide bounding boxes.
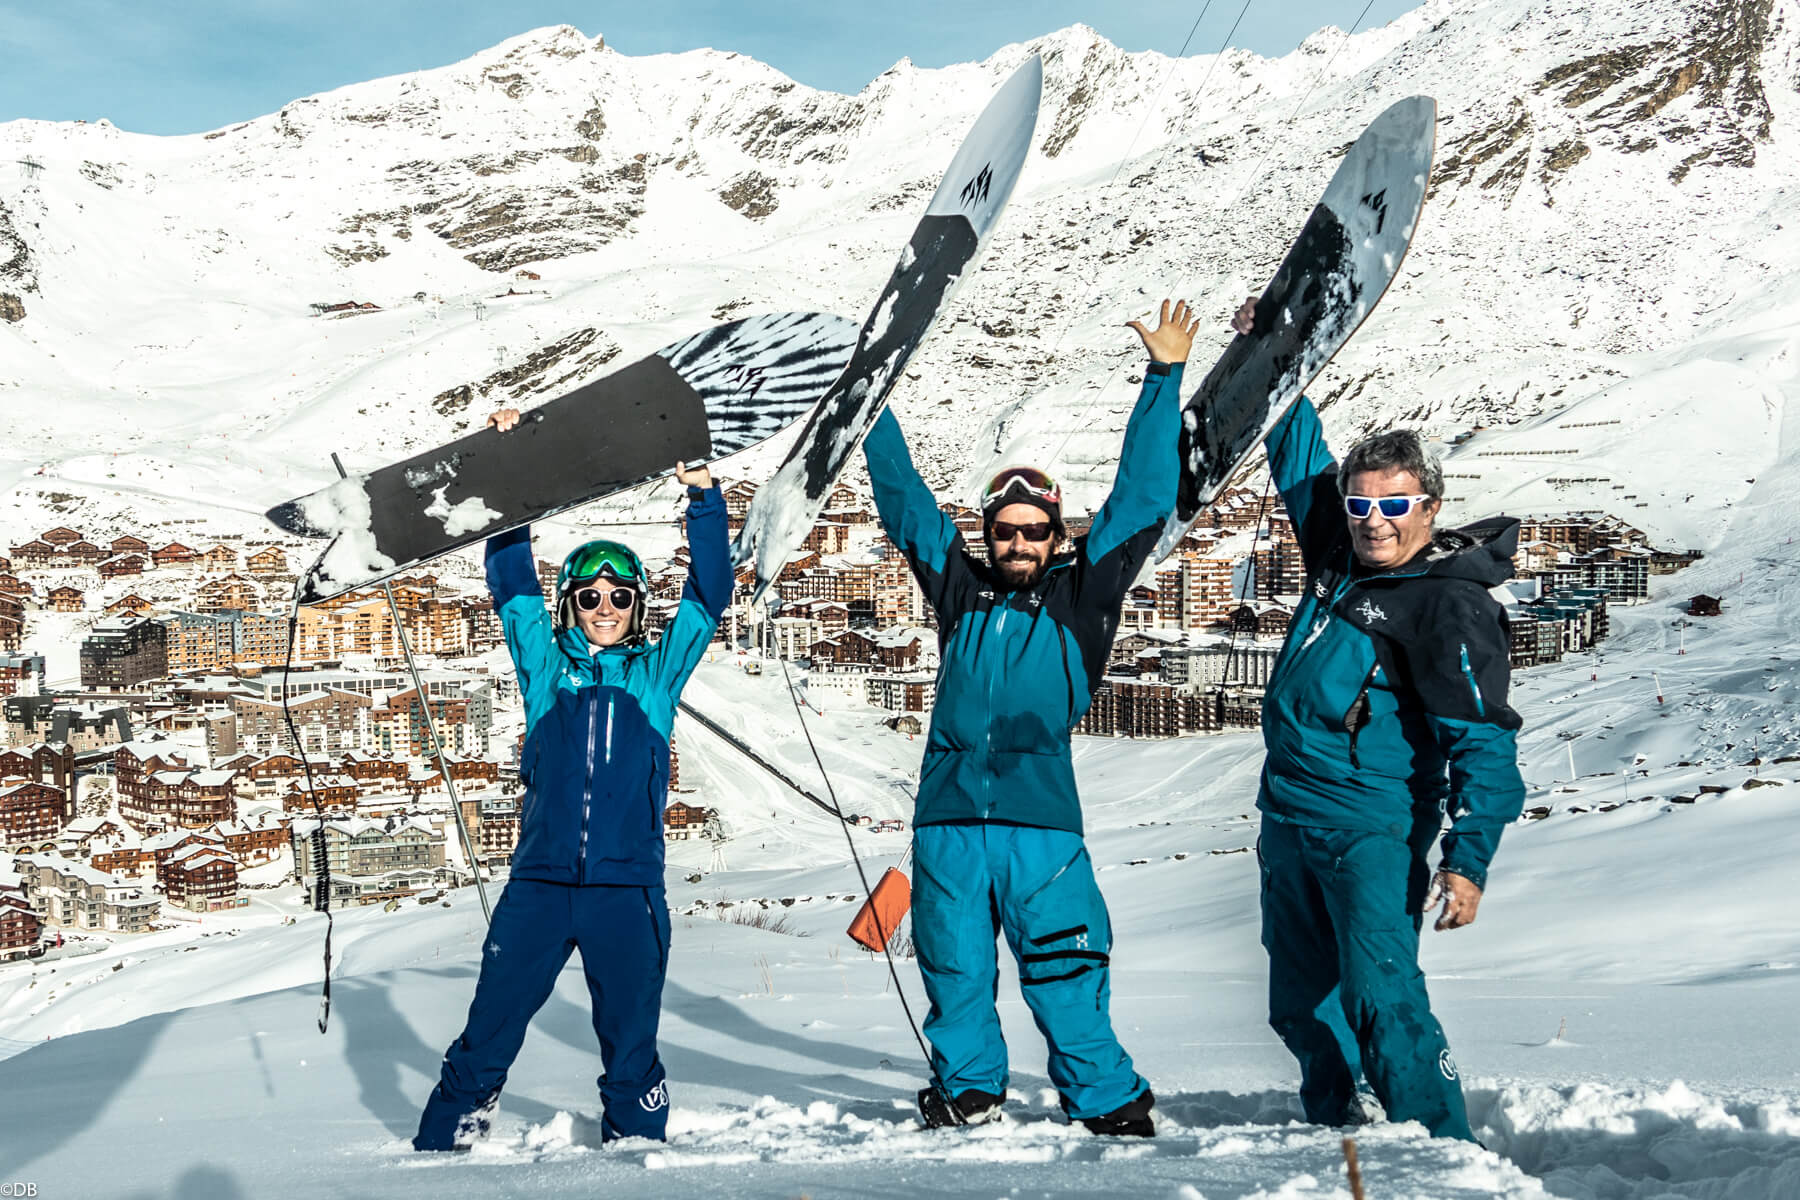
[981,466,1061,512]
[556,540,646,636]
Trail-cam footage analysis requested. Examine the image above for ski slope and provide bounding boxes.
[7,542,1800,1199]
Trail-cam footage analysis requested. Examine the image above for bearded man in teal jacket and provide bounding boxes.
[862,300,1199,1136]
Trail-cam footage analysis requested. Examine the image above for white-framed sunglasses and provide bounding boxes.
[1344,494,1432,519]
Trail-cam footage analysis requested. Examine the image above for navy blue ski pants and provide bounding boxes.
[414,879,672,1149]
[1258,817,1474,1141]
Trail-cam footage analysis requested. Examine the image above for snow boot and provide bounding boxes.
[413,1085,499,1152]
[1080,1087,1155,1138]
[918,1086,1006,1128]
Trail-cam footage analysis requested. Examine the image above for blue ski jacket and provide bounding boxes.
[863,363,1183,836]
[486,485,731,886]
[1258,398,1525,889]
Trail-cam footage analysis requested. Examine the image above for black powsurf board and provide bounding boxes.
[269,311,857,603]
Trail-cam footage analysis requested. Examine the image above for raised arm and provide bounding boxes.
[485,524,560,715]
[648,463,732,699]
[1227,295,1341,575]
[1084,298,1195,573]
[1263,397,1342,575]
[862,407,967,614]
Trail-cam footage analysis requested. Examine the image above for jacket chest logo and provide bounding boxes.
[1355,597,1388,625]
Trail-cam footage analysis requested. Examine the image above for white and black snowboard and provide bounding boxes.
[1154,96,1438,560]
[269,311,857,603]
[732,55,1044,605]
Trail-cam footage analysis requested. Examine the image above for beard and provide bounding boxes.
[993,549,1047,590]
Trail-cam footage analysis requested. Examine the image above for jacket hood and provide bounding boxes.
[1409,516,1519,587]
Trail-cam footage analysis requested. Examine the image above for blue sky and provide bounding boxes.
[0,0,1424,136]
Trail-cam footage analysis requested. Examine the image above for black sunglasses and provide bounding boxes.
[990,520,1054,543]
[574,585,637,613]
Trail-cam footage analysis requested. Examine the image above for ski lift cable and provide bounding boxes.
[772,648,958,1120]
[1043,0,1381,479]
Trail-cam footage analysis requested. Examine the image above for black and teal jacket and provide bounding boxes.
[1259,398,1525,889]
[486,486,730,886]
[862,363,1183,836]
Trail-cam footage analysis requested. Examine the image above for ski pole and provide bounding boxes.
[331,453,491,924]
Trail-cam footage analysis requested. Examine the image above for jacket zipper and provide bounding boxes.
[1342,665,1380,769]
[579,687,598,882]
[1458,643,1485,716]
[984,603,1008,819]
[1274,565,1356,702]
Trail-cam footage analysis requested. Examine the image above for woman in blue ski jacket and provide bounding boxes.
[415,407,731,1151]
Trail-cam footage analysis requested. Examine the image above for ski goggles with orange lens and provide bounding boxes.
[982,467,1061,510]
[1344,494,1432,519]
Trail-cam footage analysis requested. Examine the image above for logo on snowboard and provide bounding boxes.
[960,164,993,209]
[721,363,768,400]
[1360,188,1389,236]
[639,1082,670,1112]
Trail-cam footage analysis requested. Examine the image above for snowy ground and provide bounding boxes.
[7,549,1800,1198]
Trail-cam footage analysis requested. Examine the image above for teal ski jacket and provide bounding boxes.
[486,485,730,886]
[1258,397,1525,888]
[862,363,1183,835]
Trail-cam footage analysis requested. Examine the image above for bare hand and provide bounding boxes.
[1429,871,1483,931]
[674,460,713,489]
[487,408,522,433]
[1230,295,1259,336]
[1126,299,1202,365]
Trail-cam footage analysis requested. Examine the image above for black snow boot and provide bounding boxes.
[918,1086,1007,1128]
[1080,1087,1156,1138]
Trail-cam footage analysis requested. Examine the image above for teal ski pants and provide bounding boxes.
[1258,817,1475,1141]
[913,822,1147,1119]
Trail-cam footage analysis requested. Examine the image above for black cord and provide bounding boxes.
[1225,470,1277,687]
[282,583,334,1033]
[773,652,962,1123]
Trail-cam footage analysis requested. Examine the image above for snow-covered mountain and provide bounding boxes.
[1,0,1794,549]
[6,3,1800,1196]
